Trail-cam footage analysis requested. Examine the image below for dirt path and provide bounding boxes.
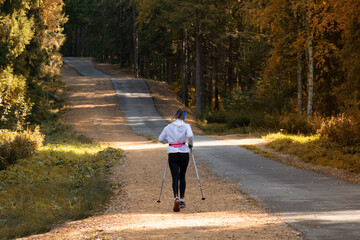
[20,64,302,239]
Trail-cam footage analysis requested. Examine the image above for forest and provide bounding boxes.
[1,0,359,166]
[1,0,359,133]
[62,0,359,122]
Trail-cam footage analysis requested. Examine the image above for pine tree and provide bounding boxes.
[0,1,34,129]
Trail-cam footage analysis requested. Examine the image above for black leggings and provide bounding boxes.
[168,153,189,198]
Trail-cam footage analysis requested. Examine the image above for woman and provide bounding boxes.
[158,108,194,212]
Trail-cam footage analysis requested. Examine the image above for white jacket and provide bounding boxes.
[158,119,194,154]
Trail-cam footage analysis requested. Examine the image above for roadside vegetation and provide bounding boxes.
[198,110,360,175]
[0,122,124,239]
[197,111,316,135]
[0,2,124,236]
[264,113,360,174]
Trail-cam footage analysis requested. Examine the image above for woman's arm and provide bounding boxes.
[186,125,194,146]
[158,126,168,143]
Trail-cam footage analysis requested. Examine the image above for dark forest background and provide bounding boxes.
[1,0,359,134]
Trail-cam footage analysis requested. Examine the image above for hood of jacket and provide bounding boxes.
[173,119,185,127]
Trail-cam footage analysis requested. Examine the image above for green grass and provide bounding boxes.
[0,125,124,239]
[264,133,360,174]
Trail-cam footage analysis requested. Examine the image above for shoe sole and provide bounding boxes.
[173,200,180,212]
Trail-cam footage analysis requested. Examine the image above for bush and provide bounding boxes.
[265,133,360,173]
[205,111,251,127]
[0,127,44,169]
[226,112,251,128]
[204,110,321,134]
[279,113,311,134]
[318,113,360,150]
[199,123,228,134]
[206,111,228,124]
[265,133,360,174]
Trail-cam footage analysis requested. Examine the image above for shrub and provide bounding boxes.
[279,113,311,134]
[318,113,360,150]
[0,127,44,169]
[199,123,228,134]
[251,113,280,130]
[226,112,251,128]
[205,111,251,128]
[206,111,228,124]
[265,132,360,173]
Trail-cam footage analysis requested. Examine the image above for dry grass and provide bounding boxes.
[264,133,360,174]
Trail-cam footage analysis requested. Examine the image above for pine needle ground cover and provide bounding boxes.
[0,136,124,239]
[265,133,360,174]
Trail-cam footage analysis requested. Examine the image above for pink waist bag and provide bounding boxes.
[169,142,185,148]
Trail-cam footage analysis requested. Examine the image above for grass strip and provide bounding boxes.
[0,133,124,239]
[264,133,360,174]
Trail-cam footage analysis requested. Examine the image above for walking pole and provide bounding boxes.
[191,149,205,200]
[157,159,169,203]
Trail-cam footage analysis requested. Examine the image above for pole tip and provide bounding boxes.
[157,200,161,203]
[202,197,206,200]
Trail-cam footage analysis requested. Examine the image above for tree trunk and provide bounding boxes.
[139,50,143,77]
[201,42,207,111]
[207,49,215,109]
[292,0,303,116]
[307,38,314,118]
[168,58,174,83]
[214,51,219,110]
[297,52,303,115]
[227,37,235,92]
[306,8,314,119]
[186,34,191,106]
[181,29,188,105]
[81,25,85,57]
[76,27,80,57]
[85,26,89,57]
[132,1,138,78]
[195,28,202,114]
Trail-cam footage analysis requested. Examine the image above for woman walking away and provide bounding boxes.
[158,108,194,212]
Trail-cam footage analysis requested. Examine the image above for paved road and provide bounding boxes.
[63,57,360,240]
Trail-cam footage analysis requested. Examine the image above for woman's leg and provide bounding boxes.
[168,153,180,198]
[179,153,189,198]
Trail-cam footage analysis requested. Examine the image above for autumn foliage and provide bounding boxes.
[0,0,67,130]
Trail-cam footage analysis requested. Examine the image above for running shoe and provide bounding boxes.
[180,199,186,208]
[173,197,180,212]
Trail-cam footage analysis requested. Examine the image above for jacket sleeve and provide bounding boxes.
[186,125,194,145]
[158,126,168,143]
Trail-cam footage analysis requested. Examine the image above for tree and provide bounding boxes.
[0,1,34,129]
[0,0,67,129]
[331,0,360,112]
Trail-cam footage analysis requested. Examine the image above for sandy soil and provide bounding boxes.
[19,63,303,240]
